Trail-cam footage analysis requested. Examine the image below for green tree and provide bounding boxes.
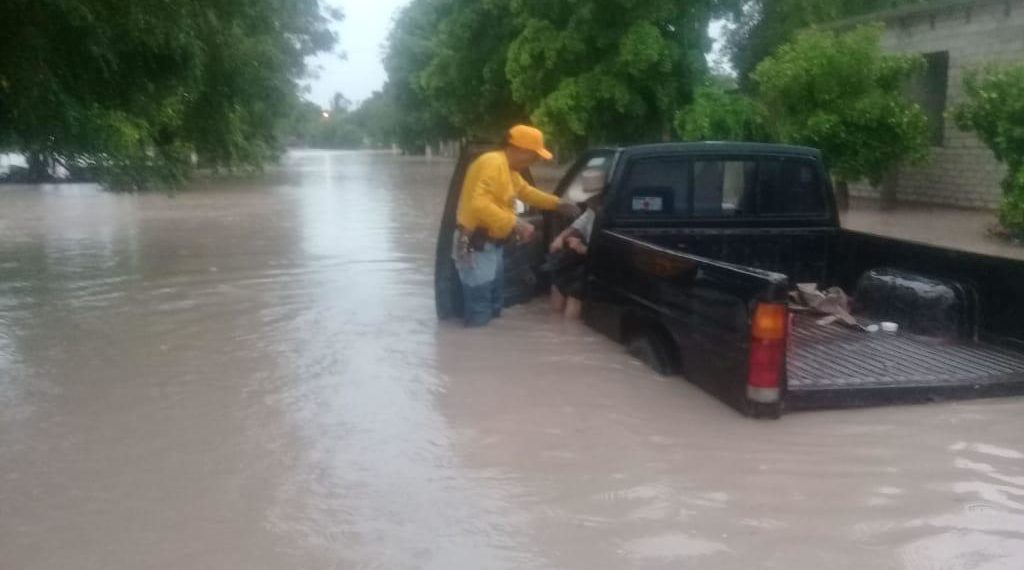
[954,65,1024,234]
[350,90,399,148]
[331,93,352,114]
[752,25,929,207]
[283,91,402,151]
[1,1,197,183]
[383,0,737,154]
[676,83,774,142]
[726,0,927,86]
[181,0,337,179]
[308,115,364,149]
[419,0,526,138]
[284,98,328,146]
[506,0,723,153]
[383,0,455,154]
[0,0,337,188]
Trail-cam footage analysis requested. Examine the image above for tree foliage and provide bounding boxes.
[286,90,401,151]
[954,65,1024,233]
[382,0,735,154]
[726,0,928,86]
[752,25,929,187]
[676,83,774,142]
[0,0,337,188]
[420,0,526,138]
[383,0,455,154]
[350,91,400,148]
[507,0,720,152]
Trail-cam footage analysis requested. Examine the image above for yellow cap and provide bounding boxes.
[508,125,554,161]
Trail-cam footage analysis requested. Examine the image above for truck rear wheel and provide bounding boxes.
[626,331,677,376]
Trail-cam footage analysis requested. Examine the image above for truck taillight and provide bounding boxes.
[748,303,788,403]
[752,303,787,341]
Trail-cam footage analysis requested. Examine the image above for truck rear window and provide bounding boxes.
[619,158,691,217]
[757,159,826,215]
[619,156,827,219]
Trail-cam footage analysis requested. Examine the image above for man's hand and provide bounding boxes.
[566,236,588,255]
[549,237,565,253]
[515,219,536,243]
[556,198,580,219]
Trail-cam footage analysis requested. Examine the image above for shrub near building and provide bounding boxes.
[955,65,1024,236]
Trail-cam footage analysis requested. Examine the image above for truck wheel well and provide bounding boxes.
[621,313,681,375]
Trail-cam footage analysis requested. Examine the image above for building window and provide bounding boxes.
[906,51,949,147]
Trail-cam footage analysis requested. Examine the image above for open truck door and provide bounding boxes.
[434,143,549,320]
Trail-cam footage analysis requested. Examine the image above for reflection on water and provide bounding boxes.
[1,150,1022,569]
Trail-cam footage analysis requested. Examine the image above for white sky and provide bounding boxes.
[303,1,730,109]
[303,0,411,108]
[708,19,735,76]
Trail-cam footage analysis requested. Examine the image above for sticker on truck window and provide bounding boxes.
[632,196,664,212]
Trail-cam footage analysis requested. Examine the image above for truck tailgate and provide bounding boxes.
[786,314,1024,410]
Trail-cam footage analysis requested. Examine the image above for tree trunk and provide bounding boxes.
[27,152,50,182]
[880,168,900,210]
[834,179,850,212]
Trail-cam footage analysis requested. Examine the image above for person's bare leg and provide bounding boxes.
[565,296,583,320]
[550,285,566,313]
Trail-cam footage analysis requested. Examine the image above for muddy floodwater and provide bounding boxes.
[1,150,1023,570]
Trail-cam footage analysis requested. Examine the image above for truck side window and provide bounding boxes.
[758,160,826,216]
[694,160,757,217]
[620,158,690,217]
[562,156,611,204]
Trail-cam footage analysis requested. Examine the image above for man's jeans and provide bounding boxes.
[453,236,504,327]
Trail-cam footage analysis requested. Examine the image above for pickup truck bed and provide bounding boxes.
[589,225,1024,415]
[787,313,1024,409]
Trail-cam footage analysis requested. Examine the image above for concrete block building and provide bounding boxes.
[842,0,1024,208]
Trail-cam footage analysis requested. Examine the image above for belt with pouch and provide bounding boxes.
[457,225,514,251]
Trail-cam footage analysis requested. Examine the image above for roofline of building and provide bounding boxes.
[828,0,1013,30]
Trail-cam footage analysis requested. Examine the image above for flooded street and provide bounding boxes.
[2,150,1023,569]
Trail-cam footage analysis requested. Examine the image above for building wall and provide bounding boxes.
[850,0,1024,208]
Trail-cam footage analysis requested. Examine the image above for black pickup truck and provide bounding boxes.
[436,142,1024,418]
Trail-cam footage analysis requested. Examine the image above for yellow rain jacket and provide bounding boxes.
[456,151,560,240]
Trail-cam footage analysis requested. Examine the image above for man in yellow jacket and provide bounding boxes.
[452,125,576,327]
